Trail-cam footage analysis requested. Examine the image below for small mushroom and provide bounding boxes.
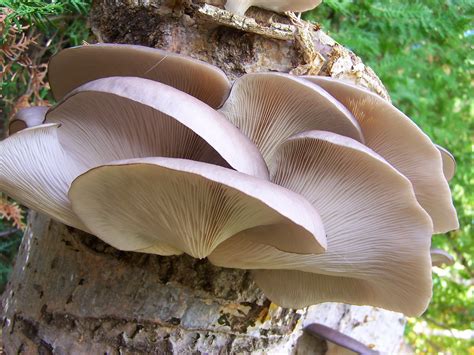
[9,106,49,135]
[436,144,456,182]
[225,0,322,16]
[69,157,327,257]
[305,323,380,355]
[45,76,269,180]
[48,43,231,108]
[431,248,455,267]
[304,76,458,234]
[219,73,363,167]
[210,131,432,315]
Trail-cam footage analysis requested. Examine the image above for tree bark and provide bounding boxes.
[2,1,406,353]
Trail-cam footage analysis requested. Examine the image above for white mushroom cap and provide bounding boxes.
[9,106,49,135]
[225,0,322,15]
[45,76,269,180]
[69,158,327,258]
[48,43,231,108]
[210,131,433,315]
[0,124,86,230]
[431,248,455,267]
[304,76,458,234]
[436,144,456,181]
[219,73,363,168]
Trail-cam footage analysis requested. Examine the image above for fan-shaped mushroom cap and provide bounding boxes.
[219,73,363,168]
[225,0,322,15]
[436,144,456,182]
[210,131,433,315]
[69,158,327,258]
[9,106,49,135]
[304,76,458,234]
[0,124,86,230]
[48,43,231,108]
[45,77,268,180]
[431,248,455,267]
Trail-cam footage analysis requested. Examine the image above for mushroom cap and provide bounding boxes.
[304,76,458,234]
[0,124,87,230]
[45,76,269,180]
[210,131,433,315]
[69,157,327,258]
[9,106,49,135]
[305,323,379,355]
[431,248,455,267]
[48,43,231,108]
[225,0,322,15]
[219,73,363,168]
[436,144,456,181]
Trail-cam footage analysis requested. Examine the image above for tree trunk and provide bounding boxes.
[1,1,406,353]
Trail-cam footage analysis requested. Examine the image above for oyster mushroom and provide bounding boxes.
[431,249,455,267]
[304,76,458,234]
[69,158,326,258]
[48,43,231,108]
[436,144,456,182]
[210,131,433,315]
[219,73,363,167]
[48,76,268,179]
[225,0,322,15]
[9,106,49,135]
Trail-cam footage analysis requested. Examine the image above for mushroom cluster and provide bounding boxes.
[1,44,458,316]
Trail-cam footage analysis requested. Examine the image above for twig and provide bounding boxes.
[197,4,295,40]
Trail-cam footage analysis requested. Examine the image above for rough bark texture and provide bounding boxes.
[2,1,406,353]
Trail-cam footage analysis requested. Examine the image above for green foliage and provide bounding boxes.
[1,0,89,40]
[0,0,92,129]
[306,0,473,353]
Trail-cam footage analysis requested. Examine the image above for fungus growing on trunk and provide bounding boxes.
[225,0,322,16]
[48,43,231,108]
[304,76,458,234]
[0,45,459,316]
[9,106,49,135]
[436,144,456,182]
[431,249,455,267]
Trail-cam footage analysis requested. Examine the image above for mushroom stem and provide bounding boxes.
[305,323,380,355]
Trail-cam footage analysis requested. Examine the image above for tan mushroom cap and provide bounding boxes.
[69,157,327,258]
[219,73,363,168]
[304,76,458,234]
[225,0,322,15]
[0,124,87,230]
[9,106,49,135]
[210,131,433,315]
[48,43,231,108]
[45,76,269,180]
[436,144,456,181]
[431,248,455,267]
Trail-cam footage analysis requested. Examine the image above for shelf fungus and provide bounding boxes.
[0,44,459,316]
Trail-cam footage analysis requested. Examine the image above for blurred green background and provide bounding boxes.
[1,0,472,353]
